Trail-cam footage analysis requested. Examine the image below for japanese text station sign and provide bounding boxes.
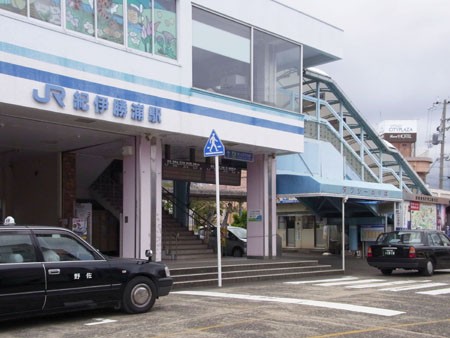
[162,159,241,186]
[32,83,162,125]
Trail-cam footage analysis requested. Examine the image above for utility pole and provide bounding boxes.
[439,100,448,189]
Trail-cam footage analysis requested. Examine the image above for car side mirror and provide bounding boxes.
[145,249,153,262]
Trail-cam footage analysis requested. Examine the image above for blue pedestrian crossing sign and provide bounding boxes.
[204,129,225,157]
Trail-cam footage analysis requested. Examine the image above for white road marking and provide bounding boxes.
[284,277,359,285]
[316,279,385,286]
[380,282,448,292]
[345,280,425,289]
[173,290,405,317]
[417,287,450,295]
[85,318,117,326]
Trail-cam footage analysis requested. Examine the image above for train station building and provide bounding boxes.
[0,0,443,261]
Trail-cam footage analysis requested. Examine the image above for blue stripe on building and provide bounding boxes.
[1,61,304,135]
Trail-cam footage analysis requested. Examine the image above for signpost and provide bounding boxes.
[204,130,225,287]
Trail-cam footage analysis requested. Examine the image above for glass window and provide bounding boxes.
[192,7,251,101]
[0,232,37,263]
[30,0,61,25]
[154,0,176,59]
[66,0,95,36]
[36,232,97,261]
[127,0,152,52]
[0,0,27,16]
[254,29,301,112]
[439,233,450,246]
[97,0,124,44]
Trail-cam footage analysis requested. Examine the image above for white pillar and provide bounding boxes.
[247,154,277,258]
[122,138,136,258]
[121,135,162,260]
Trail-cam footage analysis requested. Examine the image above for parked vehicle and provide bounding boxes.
[0,225,172,321]
[209,226,247,257]
[367,229,450,276]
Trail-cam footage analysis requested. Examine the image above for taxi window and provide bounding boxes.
[36,232,97,262]
[438,233,450,246]
[428,233,444,246]
[0,232,37,263]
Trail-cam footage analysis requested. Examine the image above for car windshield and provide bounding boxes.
[229,227,247,239]
[376,231,423,245]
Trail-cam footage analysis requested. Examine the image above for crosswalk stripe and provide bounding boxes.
[380,282,448,292]
[316,279,384,286]
[417,287,450,295]
[284,276,358,285]
[345,280,423,289]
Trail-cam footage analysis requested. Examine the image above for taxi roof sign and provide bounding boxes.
[204,129,225,157]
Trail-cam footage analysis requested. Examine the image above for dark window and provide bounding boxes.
[192,7,251,101]
[36,232,97,261]
[0,232,37,263]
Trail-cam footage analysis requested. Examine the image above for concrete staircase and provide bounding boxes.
[162,212,216,261]
[168,258,343,289]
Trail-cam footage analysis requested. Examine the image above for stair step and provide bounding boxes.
[163,253,217,260]
[172,264,333,282]
[172,269,344,289]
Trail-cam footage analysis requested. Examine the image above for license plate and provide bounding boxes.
[384,249,395,256]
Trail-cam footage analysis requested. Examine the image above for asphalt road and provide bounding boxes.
[2,255,450,338]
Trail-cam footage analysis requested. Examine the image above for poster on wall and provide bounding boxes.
[410,202,436,230]
[248,210,262,222]
[72,218,88,239]
[436,204,446,232]
[75,203,92,241]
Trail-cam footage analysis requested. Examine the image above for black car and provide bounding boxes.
[0,225,172,320]
[367,229,450,276]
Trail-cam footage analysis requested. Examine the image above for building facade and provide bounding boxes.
[0,1,343,259]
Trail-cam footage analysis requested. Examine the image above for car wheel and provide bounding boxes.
[122,276,156,314]
[421,260,434,276]
[232,247,243,257]
[380,268,393,276]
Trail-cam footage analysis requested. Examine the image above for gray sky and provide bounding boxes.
[280,0,450,159]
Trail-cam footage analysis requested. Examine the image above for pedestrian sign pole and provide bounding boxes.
[204,129,225,287]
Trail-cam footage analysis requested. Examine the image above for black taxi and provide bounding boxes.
[367,229,450,276]
[0,225,172,320]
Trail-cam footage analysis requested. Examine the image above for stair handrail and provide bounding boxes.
[162,186,215,242]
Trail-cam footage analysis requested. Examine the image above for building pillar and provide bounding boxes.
[121,136,162,261]
[247,154,277,258]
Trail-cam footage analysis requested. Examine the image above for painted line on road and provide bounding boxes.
[417,287,450,295]
[345,280,423,289]
[380,282,448,292]
[308,318,450,338]
[84,318,117,326]
[173,291,404,317]
[316,279,384,286]
[284,277,359,285]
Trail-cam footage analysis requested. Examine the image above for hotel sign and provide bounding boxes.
[383,133,417,143]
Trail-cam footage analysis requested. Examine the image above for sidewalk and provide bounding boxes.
[166,250,377,276]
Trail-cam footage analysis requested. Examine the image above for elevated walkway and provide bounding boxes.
[300,68,430,196]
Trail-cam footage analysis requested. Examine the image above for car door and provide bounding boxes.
[437,232,450,268]
[0,229,45,318]
[33,229,115,311]
[427,232,448,268]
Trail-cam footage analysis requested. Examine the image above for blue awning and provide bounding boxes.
[277,175,402,201]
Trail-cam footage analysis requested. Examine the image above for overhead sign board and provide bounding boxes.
[204,129,225,157]
[224,150,253,162]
